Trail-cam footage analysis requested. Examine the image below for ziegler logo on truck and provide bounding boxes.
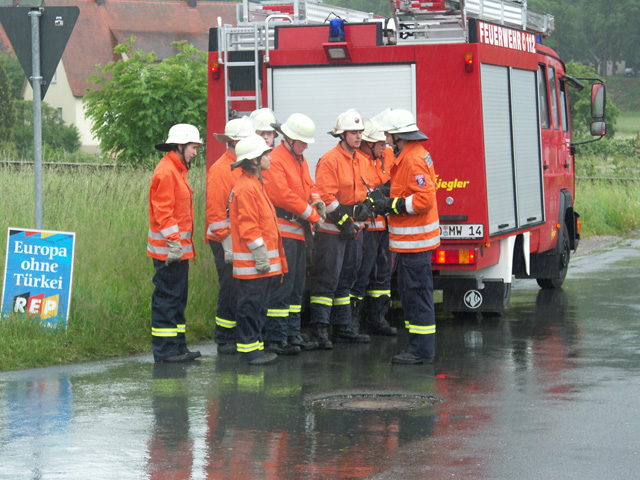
[435,175,470,191]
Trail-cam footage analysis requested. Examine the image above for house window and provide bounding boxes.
[56,106,63,120]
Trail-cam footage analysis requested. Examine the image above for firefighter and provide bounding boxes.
[375,109,440,364]
[250,107,278,147]
[229,134,288,365]
[206,116,256,355]
[148,124,203,363]
[308,108,372,348]
[352,118,398,337]
[262,113,325,354]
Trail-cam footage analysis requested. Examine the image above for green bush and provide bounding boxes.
[84,38,208,166]
[0,60,16,148]
[12,99,81,159]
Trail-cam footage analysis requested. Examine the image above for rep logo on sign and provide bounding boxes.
[1,228,76,328]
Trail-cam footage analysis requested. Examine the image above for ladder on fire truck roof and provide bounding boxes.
[216,1,307,120]
[393,0,555,44]
[217,0,377,119]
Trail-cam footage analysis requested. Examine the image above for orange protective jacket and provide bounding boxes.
[315,142,369,235]
[388,142,440,253]
[147,151,195,261]
[262,143,321,241]
[229,171,288,280]
[361,147,395,231]
[206,149,241,243]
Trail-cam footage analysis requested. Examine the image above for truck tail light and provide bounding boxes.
[432,249,476,265]
[211,60,221,80]
[464,52,474,72]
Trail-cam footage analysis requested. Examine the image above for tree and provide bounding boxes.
[0,60,16,149]
[565,61,618,138]
[0,51,24,99]
[84,38,208,165]
[12,100,81,158]
[530,0,640,76]
[324,0,392,17]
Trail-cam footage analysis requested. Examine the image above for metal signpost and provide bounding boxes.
[0,6,79,229]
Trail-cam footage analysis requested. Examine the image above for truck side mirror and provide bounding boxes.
[590,120,606,137]
[591,83,606,120]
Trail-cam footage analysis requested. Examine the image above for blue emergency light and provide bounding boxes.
[329,18,345,42]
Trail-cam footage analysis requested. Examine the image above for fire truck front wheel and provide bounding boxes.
[536,228,570,289]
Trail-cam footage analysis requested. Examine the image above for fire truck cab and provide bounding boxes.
[207,0,606,315]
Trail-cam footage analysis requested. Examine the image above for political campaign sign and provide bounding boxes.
[1,228,76,328]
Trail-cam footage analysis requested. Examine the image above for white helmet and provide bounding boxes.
[361,118,386,143]
[250,108,278,133]
[279,113,316,144]
[231,134,272,169]
[213,116,256,142]
[155,124,203,152]
[331,108,365,136]
[371,108,394,131]
[382,109,429,141]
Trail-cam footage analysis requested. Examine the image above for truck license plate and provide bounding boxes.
[439,224,484,239]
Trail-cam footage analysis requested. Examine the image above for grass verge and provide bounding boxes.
[0,165,217,371]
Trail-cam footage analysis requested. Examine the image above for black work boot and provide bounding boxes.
[288,334,319,351]
[310,323,333,350]
[367,296,397,336]
[266,340,301,355]
[332,299,371,343]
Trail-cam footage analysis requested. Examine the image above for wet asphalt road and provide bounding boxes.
[1,238,640,480]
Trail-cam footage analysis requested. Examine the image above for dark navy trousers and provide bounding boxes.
[210,240,237,345]
[151,258,189,361]
[265,237,307,342]
[396,251,436,359]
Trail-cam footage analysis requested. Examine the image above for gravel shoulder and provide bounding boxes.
[575,235,623,256]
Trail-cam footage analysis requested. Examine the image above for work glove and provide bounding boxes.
[165,240,183,266]
[313,217,325,231]
[379,197,407,216]
[328,209,358,240]
[251,244,271,274]
[221,235,233,264]
[352,202,371,222]
[311,199,327,220]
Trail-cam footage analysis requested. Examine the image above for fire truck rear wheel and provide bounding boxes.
[536,227,570,289]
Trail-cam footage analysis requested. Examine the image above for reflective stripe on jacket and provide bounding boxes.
[315,142,369,235]
[230,171,288,280]
[147,151,195,261]
[388,142,440,253]
[262,143,320,241]
[205,149,241,243]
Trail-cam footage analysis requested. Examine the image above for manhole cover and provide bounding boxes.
[309,393,441,411]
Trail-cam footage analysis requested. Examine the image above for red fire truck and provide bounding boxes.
[206,0,606,315]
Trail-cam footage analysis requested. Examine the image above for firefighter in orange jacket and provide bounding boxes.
[262,113,324,354]
[148,124,203,363]
[376,109,440,364]
[206,116,256,355]
[308,109,372,348]
[351,118,398,337]
[229,135,288,365]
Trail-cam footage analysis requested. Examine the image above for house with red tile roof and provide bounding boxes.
[1,0,238,152]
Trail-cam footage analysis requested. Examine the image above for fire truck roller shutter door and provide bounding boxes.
[268,64,417,180]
